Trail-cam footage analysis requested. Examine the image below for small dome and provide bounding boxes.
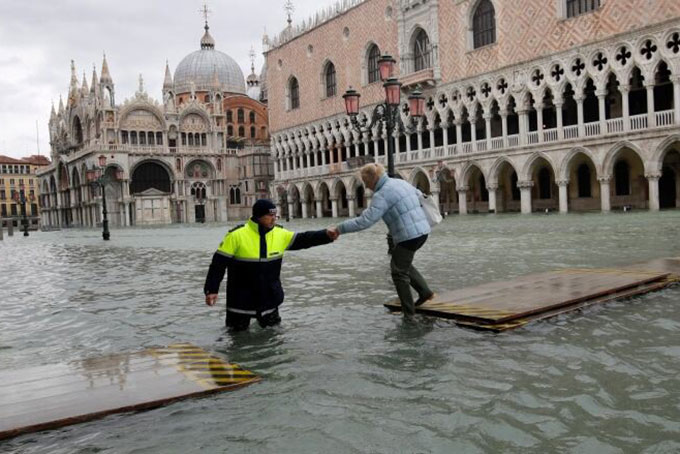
[174,25,246,95]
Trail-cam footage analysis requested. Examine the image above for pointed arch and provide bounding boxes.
[602,141,645,177]
[521,152,557,181]
[470,0,496,49]
[651,135,680,173]
[558,147,600,181]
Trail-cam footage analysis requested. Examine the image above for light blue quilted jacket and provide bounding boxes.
[337,174,431,244]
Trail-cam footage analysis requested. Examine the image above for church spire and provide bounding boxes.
[68,60,79,106]
[91,64,99,93]
[163,60,174,90]
[58,95,64,114]
[100,52,113,84]
[50,101,56,120]
[81,71,89,95]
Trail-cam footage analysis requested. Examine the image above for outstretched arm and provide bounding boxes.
[336,193,388,235]
[288,229,334,251]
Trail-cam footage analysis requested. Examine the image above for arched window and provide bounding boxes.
[227,110,233,122]
[566,0,600,18]
[217,158,222,171]
[473,0,496,49]
[229,187,235,204]
[325,62,337,98]
[204,95,210,103]
[235,188,241,204]
[227,125,234,136]
[289,77,300,110]
[249,111,256,123]
[414,29,431,72]
[237,109,245,124]
[367,44,381,84]
[238,126,245,137]
[250,126,256,138]
[577,164,592,197]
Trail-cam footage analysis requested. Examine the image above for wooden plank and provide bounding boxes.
[385,268,668,324]
[0,344,259,441]
[453,279,673,332]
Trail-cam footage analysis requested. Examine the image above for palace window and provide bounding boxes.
[239,126,245,137]
[413,29,431,71]
[289,77,300,110]
[227,110,233,122]
[473,0,496,49]
[250,126,256,138]
[237,109,245,124]
[566,0,600,18]
[367,44,381,84]
[325,62,337,98]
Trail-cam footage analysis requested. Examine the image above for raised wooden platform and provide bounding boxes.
[385,259,680,332]
[0,343,259,441]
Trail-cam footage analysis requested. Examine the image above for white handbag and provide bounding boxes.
[419,193,443,227]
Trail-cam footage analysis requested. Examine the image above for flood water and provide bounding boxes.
[1,212,680,453]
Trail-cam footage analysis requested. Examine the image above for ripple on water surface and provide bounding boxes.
[1,212,680,453]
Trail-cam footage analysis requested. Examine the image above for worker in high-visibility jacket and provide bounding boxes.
[204,199,336,331]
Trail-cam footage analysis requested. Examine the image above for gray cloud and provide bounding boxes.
[0,0,322,159]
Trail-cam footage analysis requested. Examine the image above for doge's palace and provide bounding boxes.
[266,0,680,218]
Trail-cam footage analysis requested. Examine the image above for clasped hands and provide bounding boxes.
[326,226,340,241]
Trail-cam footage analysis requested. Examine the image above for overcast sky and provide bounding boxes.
[0,0,324,159]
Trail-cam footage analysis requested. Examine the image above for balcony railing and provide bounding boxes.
[656,110,675,127]
[606,118,624,134]
[630,113,648,131]
[584,122,600,137]
[564,125,579,139]
[543,128,558,143]
[527,131,539,144]
[277,109,678,181]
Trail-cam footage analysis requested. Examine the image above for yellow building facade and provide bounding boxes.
[0,155,50,228]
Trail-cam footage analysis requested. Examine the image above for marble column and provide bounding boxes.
[645,83,655,127]
[301,200,309,219]
[347,196,356,218]
[287,202,295,219]
[575,95,585,137]
[599,177,611,212]
[597,90,607,133]
[557,179,569,214]
[483,112,492,150]
[500,110,508,147]
[620,84,631,132]
[331,198,339,218]
[457,187,468,215]
[315,199,323,218]
[647,173,661,212]
[519,181,534,214]
[487,184,498,213]
[555,100,564,140]
[535,102,544,142]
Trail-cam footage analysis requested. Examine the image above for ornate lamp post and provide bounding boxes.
[87,155,123,241]
[13,182,34,237]
[343,54,425,177]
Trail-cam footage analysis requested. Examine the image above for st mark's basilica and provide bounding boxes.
[37,18,273,227]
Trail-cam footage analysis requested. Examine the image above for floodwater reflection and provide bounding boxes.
[1,212,680,453]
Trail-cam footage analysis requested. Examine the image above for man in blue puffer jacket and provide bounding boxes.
[330,163,435,317]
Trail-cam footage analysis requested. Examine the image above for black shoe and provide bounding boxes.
[415,292,435,307]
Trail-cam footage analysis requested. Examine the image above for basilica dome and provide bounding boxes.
[174,25,246,95]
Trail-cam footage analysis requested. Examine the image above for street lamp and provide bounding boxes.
[87,155,123,240]
[343,54,425,177]
[13,182,34,237]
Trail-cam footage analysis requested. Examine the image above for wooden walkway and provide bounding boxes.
[0,343,259,441]
[385,258,680,332]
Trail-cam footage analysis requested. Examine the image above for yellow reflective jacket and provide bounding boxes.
[204,219,331,316]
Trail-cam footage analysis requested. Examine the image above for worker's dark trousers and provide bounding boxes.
[226,309,281,331]
[390,235,432,316]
